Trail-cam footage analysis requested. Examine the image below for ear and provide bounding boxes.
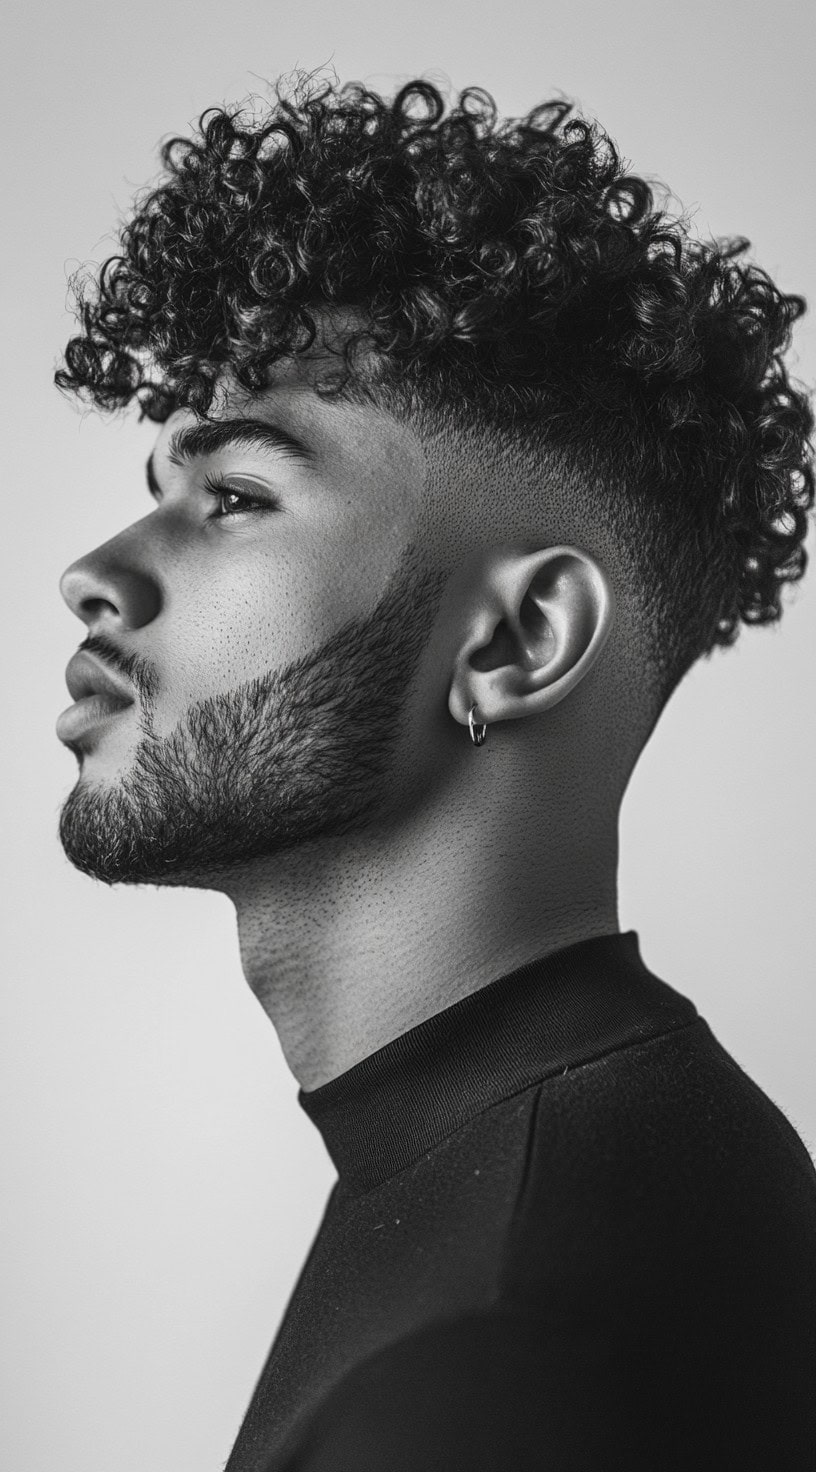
[447,545,615,728]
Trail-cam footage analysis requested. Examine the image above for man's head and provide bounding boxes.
[55,76,814,887]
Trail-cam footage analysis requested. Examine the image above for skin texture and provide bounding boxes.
[58,347,654,1090]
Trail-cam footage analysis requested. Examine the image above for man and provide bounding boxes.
[55,76,816,1469]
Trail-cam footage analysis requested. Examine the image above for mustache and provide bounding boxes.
[79,633,159,704]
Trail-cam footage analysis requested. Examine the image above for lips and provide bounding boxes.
[57,649,137,748]
[65,649,135,709]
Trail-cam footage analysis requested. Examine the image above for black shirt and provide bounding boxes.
[225,930,816,1471]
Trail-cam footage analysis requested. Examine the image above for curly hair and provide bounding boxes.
[56,74,814,705]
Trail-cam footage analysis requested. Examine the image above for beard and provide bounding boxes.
[59,545,447,886]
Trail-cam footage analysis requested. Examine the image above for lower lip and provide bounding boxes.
[56,694,135,744]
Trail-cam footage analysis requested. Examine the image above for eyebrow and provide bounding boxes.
[146,417,313,498]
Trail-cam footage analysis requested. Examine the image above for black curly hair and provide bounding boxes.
[56,74,814,707]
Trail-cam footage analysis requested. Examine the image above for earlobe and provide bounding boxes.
[448,545,615,729]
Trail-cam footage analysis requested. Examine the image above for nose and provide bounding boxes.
[60,530,162,631]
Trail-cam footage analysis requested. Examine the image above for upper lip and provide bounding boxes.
[65,650,135,706]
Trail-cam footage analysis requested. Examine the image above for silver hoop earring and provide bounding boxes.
[468,703,488,747]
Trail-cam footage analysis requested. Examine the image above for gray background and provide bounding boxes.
[2,2,814,1469]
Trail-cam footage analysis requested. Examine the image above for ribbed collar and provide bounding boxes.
[297,930,698,1196]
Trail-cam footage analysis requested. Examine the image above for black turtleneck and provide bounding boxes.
[225,931,816,1471]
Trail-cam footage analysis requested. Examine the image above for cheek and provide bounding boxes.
[147,467,419,736]
[148,539,371,729]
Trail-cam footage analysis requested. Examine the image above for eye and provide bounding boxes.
[202,475,275,520]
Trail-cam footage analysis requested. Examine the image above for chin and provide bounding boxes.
[65,736,139,785]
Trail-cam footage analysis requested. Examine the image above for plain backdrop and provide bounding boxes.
[2,2,814,1469]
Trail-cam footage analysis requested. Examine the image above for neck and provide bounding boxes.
[226,782,620,1091]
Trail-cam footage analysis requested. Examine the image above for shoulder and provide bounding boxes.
[278,1299,815,1470]
[501,1017,816,1387]
[277,1025,816,1471]
[506,1016,816,1268]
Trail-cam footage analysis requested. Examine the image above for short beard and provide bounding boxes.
[59,545,447,886]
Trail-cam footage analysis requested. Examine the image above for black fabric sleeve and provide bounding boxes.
[276,1307,815,1471]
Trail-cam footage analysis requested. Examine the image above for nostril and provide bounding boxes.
[80,594,120,621]
[59,562,91,618]
[59,548,161,629]
[59,562,115,623]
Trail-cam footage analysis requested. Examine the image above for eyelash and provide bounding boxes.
[202,474,276,520]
